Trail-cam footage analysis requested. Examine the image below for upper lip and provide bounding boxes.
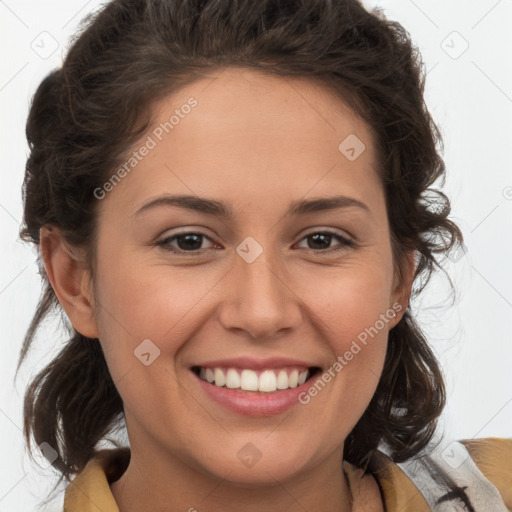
[192,356,319,371]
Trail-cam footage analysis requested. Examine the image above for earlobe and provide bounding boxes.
[391,249,417,325]
[39,225,99,339]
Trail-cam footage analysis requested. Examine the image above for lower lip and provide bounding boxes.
[192,370,316,416]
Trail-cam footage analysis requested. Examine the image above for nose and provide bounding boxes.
[218,246,303,340]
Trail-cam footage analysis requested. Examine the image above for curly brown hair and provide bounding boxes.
[17,0,463,496]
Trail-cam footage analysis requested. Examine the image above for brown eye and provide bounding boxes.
[296,231,355,252]
[157,232,216,254]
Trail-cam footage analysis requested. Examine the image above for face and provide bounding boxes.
[73,67,411,484]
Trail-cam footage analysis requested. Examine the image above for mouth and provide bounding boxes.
[191,365,322,394]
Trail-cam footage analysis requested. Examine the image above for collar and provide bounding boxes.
[63,446,427,511]
[63,438,512,511]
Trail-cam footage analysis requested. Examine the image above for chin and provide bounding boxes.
[213,458,305,487]
[191,441,319,488]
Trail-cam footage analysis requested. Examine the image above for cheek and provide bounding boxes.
[303,258,394,339]
[300,304,390,447]
[297,262,393,414]
[318,284,390,397]
[93,242,220,345]
[325,287,392,360]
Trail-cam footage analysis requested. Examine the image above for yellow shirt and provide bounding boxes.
[63,437,512,511]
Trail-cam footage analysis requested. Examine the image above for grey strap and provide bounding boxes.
[396,439,508,511]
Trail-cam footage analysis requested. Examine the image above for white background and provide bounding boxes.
[1,1,511,510]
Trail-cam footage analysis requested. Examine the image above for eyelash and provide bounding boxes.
[155,229,356,256]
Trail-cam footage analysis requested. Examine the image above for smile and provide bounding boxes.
[190,362,322,416]
[193,366,319,393]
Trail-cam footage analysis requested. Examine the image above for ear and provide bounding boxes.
[39,225,99,339]
[390,249,417,325]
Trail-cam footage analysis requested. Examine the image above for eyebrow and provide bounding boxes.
[132,194,370,219]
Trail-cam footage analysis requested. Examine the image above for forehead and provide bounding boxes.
[99,67,381,217]
[156,66,372,149]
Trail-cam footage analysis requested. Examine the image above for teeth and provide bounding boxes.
[276,370,289,389]
[289,369,299,388]
[206,368,215,383]
[240,369,259,391]
[258,370,277,392]
[214,368,225,387]
[225,368,241,389]
[198,367,311,392]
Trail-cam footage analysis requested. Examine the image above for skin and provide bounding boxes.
[40,67,415,512]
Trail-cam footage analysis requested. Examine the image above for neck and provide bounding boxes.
[110,445,354,512]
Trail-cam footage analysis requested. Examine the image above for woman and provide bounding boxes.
[17,0,511,510]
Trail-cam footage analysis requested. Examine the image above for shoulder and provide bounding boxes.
[63,447,130,512]
[366,437,512,512]
[460,437,512,506]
